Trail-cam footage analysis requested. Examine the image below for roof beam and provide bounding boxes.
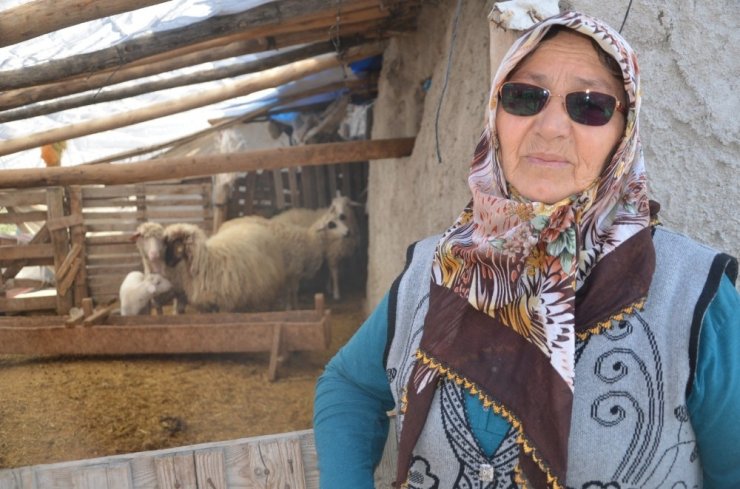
[0,15,398,112]
[0,0,168,48]
[0,42,385,158]
[0,138,416,189]
[0,0,375,91]
[0,40,366,123]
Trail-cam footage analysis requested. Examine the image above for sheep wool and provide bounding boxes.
[163,222,286,312]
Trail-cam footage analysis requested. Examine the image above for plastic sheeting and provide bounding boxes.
[0,0,364,169]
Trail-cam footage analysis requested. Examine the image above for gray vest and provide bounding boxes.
[385,228,726,489]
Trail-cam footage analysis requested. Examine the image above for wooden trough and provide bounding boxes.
[0,420,398,489]
[0,294,330,381]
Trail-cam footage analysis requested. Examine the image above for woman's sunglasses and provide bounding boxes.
[499,82,626,126]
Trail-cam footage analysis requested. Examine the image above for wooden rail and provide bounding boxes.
[0,294,331,381]
[0,420,399,489]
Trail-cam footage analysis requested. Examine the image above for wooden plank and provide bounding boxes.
[105,464,133,489]
[0,44,385,159]
[154,453,197,489]
[271,170,286,210]
[0,191,47,207]
[55,243,83,282]
[68,186,89,306]
[0,465,35,489]
[81,183,209,199]
[86,234,139,246]
[86,255,141,267]
[193,450,227,489]
[341,163,353,198]
[327,165,338,201]
[47,188,73,314]
[0,210,47,224]
[2,224,51,280]
[287,167,300,207]
[0,295,57,313]
[46,213,84,232]
[56,257,82,296]
[0,244,55,261]
[0,319,330,355]
[87,244,138,255]
[227,438,306,489]
[267,324,285,382]
[301,167,316,209]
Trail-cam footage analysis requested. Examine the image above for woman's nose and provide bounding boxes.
[534,94,572,137]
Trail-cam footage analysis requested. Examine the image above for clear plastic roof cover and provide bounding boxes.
[0,0,359,169]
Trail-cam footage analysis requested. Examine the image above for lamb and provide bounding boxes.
[220,215,348,309]
[162,221,285,312]
[271,195,361,300]
[119,271,173,316]
[131,222,187,314]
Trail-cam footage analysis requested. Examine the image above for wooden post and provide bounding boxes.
[327,164,338,201]
[315,166,328,208]
[285,167,298,208]
[268,323,286,382]
[47,187,73,314]
[272,170,286,210]
[67,186,88,307]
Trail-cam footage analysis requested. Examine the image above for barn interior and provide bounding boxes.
[0,0,421,484]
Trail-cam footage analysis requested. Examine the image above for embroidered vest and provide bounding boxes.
[384,228,732,488]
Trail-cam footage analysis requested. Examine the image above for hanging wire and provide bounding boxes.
[434,0,463,164]
[329,0,348,79]
[619,0,634,33]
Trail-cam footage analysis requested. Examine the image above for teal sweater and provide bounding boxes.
[314,275,740,488]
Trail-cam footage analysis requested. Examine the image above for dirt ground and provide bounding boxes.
[0,290,368,470]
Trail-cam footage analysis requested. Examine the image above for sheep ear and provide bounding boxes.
[129,232,141,242]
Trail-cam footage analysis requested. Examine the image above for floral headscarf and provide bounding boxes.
[397,11,656,488]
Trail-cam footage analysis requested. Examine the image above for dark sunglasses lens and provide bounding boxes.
[565,91,616,126]
[500,83,549,116]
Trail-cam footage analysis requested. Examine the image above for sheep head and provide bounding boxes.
[132,222,165,272]
[163,223,206,274]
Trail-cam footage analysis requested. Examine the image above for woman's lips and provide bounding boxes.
[526,154,570,168]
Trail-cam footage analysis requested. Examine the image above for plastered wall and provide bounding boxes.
[366,0,739,310]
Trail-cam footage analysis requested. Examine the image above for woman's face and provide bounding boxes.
[495,31,626,204]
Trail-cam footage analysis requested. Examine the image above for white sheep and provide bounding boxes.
[162,221,285,312]
[119,271,173,316]
[271,195,361,300]
[221,215,347,309]
[131,222,187,314]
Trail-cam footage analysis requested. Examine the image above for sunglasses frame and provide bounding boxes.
[498,81,627,126]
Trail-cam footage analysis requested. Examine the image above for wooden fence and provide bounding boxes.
[0,420,399,489]
[0,157,367,315]
[82,181,213,305]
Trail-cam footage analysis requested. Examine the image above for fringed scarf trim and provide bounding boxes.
[399,349,566,489]
[575,296,646,341]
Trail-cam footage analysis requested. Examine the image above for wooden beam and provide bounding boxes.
[0,138,415,189]
[0,40,363,123]
[0,0,169,48]
[0,42,385,157]
[83,79,368,165]
[0,18,388,112]
[0,0,368,91]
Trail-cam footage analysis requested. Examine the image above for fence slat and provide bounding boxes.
[154,453,196,489]
[194,450,227,489]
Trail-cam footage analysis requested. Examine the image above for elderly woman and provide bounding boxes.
[314,11,739,489]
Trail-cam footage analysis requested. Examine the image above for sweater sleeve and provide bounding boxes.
[314,292,396,489]
[687,273,740,488]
